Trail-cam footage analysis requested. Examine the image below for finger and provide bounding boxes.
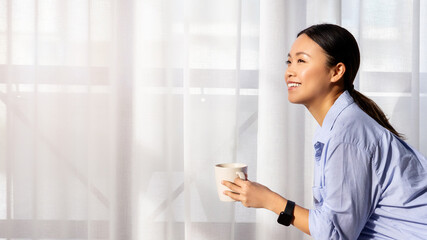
[222,180,241,192]
[224,190,243,202]
[234,177,249,185]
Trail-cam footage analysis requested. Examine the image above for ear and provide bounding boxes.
[330,62,346,83]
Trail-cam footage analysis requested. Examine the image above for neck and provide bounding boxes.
[306,90,344,126]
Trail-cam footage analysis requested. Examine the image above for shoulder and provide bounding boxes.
[328,102,386,156]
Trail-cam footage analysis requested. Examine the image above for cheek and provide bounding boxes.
[299,68,316,83]
[300,66,329,85]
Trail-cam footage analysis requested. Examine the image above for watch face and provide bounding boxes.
[277,211,292,226]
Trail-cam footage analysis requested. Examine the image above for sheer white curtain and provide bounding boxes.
[0,0,425,239]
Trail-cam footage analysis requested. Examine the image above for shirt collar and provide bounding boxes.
[313,90,354,145]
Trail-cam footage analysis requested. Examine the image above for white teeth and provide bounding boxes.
[288,82,301,88]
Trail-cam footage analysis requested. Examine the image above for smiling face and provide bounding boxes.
[285,34,337,108]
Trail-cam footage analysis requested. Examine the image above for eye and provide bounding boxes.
[286,60,291,64]
[297,59,305,63]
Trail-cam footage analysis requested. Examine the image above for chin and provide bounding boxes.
[287,95,301,104]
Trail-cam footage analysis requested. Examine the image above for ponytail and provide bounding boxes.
[348,89,405,139]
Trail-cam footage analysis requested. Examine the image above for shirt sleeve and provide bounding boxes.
[309,142,380,240]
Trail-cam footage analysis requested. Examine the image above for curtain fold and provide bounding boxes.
[257,0,289,238]
[0,0,425,239]
[257,0,307,239]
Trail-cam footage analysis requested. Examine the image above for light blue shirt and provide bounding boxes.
[308,91,427,240]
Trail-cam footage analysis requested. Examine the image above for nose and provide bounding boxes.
[285,66,295,80]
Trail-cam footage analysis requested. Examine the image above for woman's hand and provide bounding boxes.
[222,178,311,235]
[222,178,279,209]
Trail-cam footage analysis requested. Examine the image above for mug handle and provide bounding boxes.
[236,172,246,180]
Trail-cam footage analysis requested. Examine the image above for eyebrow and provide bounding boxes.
[287,52,311,58]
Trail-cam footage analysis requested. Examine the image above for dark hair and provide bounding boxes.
[298,23,404,138]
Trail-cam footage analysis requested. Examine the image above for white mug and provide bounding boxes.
[215,163,247,202]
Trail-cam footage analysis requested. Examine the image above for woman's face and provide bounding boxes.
[285,34,334,107]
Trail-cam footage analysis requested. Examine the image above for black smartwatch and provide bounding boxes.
[277,200,295,226]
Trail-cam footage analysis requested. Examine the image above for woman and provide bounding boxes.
[222,24,427,239]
